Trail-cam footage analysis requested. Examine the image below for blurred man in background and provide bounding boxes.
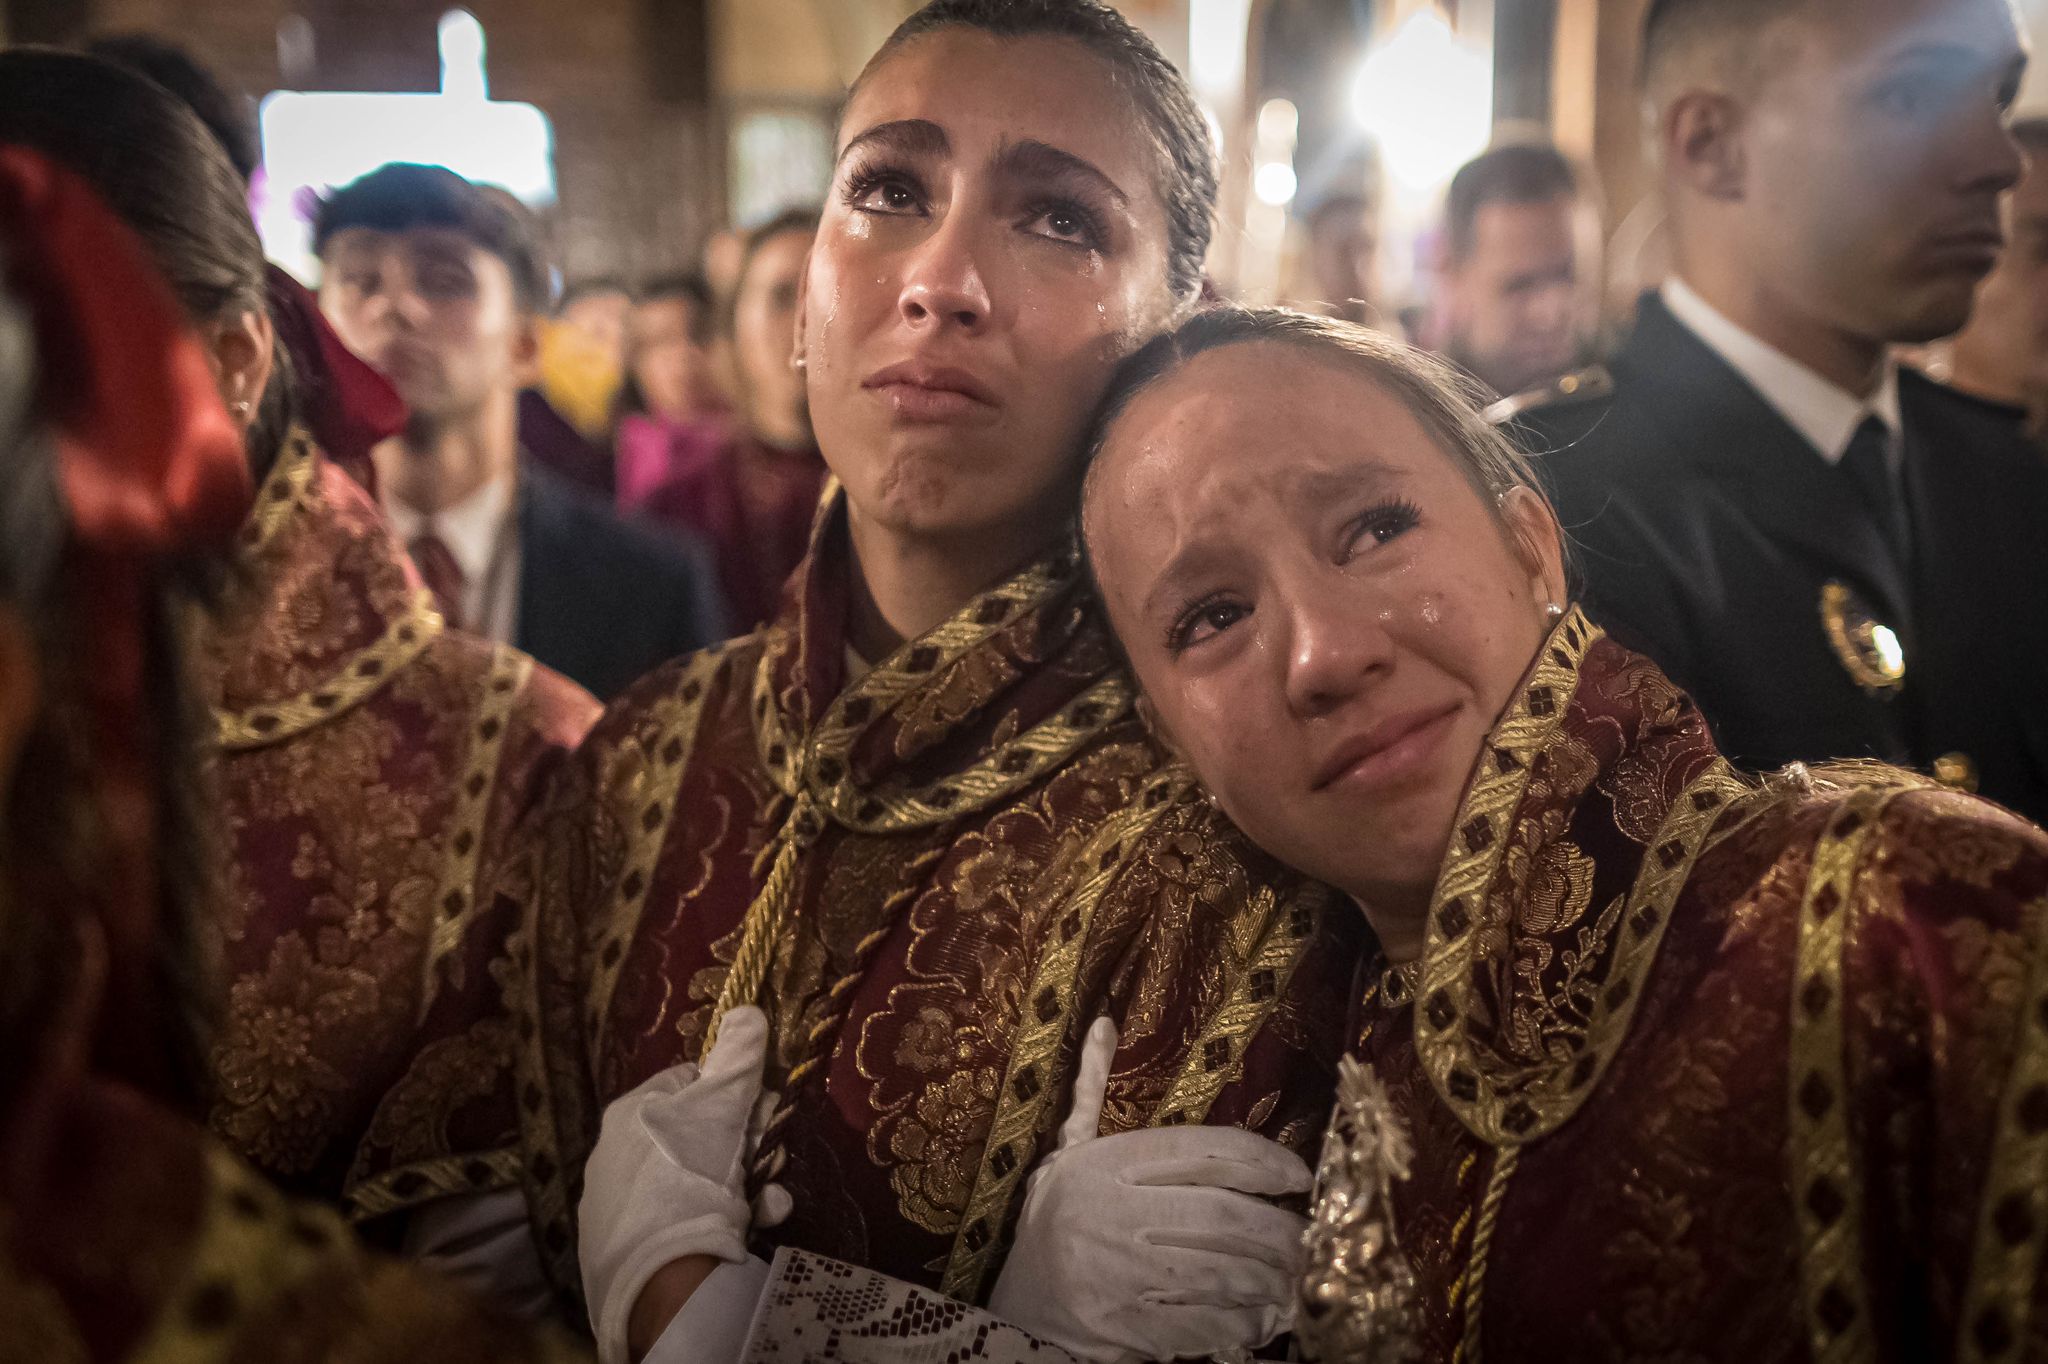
[1435,139,1604,400]
[1293,146,1387,330]
[1510,0,2048,826]
[317,163,725,698]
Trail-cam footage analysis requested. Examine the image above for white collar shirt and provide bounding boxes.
[1661,276,1904,477]
[382,471,522,644]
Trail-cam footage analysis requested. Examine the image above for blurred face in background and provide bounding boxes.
[319,227,537,428]
[797,27,1178,554]
[1946,134,2048,411]
[1306,195,1379,324]
[1442,193,1602,396]
[560,286,632,371]
[1684,0,2026,347]
[630,291,725,423]
[733,229,815,449]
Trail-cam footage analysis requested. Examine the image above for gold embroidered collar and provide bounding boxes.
[749,498,1132,836]
[206,431,443,751]
[1410,607,1749,1146]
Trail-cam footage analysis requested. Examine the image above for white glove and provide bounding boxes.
[989,1016,1311,1364]
[579,1006,793,1364]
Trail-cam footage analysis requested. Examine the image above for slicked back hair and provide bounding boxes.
[854,0,1218,305]
[1445,142,1586,264]
[1076,307,1559,605]
[314,163,550,316]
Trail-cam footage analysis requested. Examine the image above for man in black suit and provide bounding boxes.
[315,164,726,700]
[1504,0,2048,827]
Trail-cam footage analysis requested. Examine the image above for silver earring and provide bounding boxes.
[230,399,253,417]
[1545,601,1564,620]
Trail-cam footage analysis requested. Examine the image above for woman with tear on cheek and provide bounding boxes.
[1078,305,2048,1363]
[531,5,1366,1363]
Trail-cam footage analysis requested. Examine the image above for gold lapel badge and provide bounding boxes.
[1819,580,1905,694]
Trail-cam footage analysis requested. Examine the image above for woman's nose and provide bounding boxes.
[897,215,992,331]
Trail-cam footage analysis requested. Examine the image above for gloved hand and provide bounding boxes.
[989,1016,1311,1363]
[579,1006,792,1364]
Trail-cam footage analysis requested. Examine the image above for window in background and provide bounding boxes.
[257,9,556,280]
[728,105,834,229]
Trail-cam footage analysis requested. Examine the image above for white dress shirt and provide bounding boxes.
[1661,276,1903,477]
[383,472,522,644]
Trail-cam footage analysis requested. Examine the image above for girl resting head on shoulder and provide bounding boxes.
[1079,304,2048,1362]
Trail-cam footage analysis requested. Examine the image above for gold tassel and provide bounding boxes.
[704,793,817,1055]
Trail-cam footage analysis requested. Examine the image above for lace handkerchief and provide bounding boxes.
[741,1249,1083,1364]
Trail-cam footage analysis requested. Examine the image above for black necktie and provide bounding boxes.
[1838,415,1909,566]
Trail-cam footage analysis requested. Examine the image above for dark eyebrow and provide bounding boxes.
[1142,540,1233,625]
[1137,458,1412,621]
[993,139,1129,208]
[837,118,950,168]
[1291,461,1410,509]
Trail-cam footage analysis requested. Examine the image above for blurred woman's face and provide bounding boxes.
[799,28,1178,552]
[629,294,723,423]
[1083,343,1565,931]
[733,230,815,448]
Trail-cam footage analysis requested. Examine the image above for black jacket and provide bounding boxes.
[516,461,729,700]
[1510,292,2048,826]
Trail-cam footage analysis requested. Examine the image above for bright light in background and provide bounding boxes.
[1241,97,1300,300]
[1188,0,1253,101]
[1253,97,1299,206]
[1254,161,1298,206]
[1257,96,1298,145]
[256,8,556,280]
[1350,7,1491,190]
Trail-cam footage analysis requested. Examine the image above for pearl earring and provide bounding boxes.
[1545,602,1564,620]
[230,399,253,417]
[791,352,807,372]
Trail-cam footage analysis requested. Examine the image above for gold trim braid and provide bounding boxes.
[1956,891,2048,1363]
[419,647,533,1018]
[215,588,444,751]
[1787,787,1892,1363]
[751,557,1133,835]
[240,426,318,553]
[938,775,1192,1303]
[1150,882,1330,1128]
[1416,609,1748,1146]
[341,1148,525,1222]
[584,647,730,1050]
[130,1144,357,1362]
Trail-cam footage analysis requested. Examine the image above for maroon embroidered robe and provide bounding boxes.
[511,498,1363,1304]
[196,433,599,1223]
[1312,608,2048,1362]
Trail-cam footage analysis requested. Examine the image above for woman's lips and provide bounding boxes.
[1311,703,1461,796]
[862,362,1001,425]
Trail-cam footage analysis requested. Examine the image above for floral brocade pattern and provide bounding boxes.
[513,500,1358,1302]
[4,1079,586,1364]
[1340,619,2048,1362]
[198,436,597,1216]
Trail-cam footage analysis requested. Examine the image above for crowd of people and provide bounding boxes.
[4,0,2048,1362]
